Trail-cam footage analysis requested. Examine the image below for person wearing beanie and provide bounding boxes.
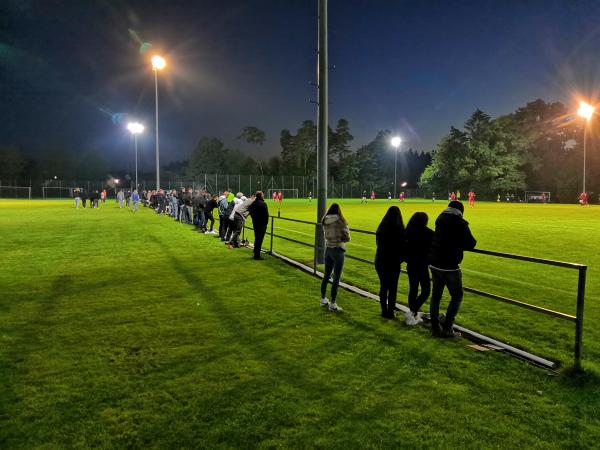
[428,200,476,338]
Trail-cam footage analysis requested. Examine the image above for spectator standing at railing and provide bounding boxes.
[428,201,476,338]
[170,189,179,219]
[248,191,269,260]
[218,192,229,240]
[228,195,254,248]
[404,212,433,325]
[203,194,218,234]
[374,206,406,319]
[320,203,350,312]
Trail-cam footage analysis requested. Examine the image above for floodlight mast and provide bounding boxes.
[152,55,166,190]
[577,101,595,195]
[391,136,401,199]
[127,122,144,190]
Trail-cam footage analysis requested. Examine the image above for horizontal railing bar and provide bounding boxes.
[346,254,375,265]
[348,227,377,235]
[272,233,315,248]
[272,216,319,226]
[469,248,585,270]
[464,287,576,321]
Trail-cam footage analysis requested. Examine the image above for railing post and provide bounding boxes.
[574,266,587,371]
[313,223,320,275]
[269,217,274,254]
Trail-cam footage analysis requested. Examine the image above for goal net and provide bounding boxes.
[42,186,75,199]
[525,191,551,203]
[0,186,31,199]
[267,189,299,199]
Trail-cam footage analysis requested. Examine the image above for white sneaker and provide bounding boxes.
[204,231,211,234]
[320,297,329,307]
[405,311,422,326]
[329,302,343,312]
[210,230,218,234]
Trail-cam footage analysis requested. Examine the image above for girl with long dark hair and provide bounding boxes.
[404,212,434,325]
[375,206,405,318]
[320,203,350,311]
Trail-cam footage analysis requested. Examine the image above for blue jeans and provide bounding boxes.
[321,247,345,302]
[430,268,463,332]
[171,202,178,218]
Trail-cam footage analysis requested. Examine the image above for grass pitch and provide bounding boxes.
[1,199,599,448]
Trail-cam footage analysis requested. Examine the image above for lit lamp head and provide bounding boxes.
[391,136,402,149]
[115,179,120,184]
[577,101,595,121]
[151,55,166,71]
[127,122,144,135]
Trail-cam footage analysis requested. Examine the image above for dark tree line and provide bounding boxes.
[186,119,431,192]
[419,99,595,200]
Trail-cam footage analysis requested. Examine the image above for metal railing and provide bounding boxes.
[240,214,587,370]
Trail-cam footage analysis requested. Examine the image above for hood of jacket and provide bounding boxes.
[323,214,341,225]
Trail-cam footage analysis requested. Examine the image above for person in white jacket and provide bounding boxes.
[228,195,254,248]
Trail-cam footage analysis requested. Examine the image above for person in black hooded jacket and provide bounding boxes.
[404,212,434,325]
[428,200,476,337]
[374,206,406,319]
[248,191,269,260]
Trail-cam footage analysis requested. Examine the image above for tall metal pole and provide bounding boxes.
[583,125,587,194]
[154,69,160,190]
[134,134,138,190]
[315,0,328,264]
[393,148,397,199]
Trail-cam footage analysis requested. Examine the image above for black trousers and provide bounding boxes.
[219,215,226,238]
[205,212,214,231]
[253,224,267,258]
[430,268,463,332]
[407,263,431,314]
[375,263,400,317]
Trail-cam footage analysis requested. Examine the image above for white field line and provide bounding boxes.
[275,226,374,249]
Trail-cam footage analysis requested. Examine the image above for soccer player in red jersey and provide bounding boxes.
[278,191,283,203]
[450,191,457,201]
[580,192,588,206]
[371,190,376,202]
[399,191,405,202]
[468,190,475,207]
[272,191,277,202]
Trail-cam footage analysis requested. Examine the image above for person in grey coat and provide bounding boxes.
[116,189,125,208]
[320,203,350,312]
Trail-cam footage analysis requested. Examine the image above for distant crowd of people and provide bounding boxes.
[319,200,476,337]
[142,187,270,259]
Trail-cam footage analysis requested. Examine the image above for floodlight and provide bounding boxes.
[151,55,166,71]
[577,101,595,121]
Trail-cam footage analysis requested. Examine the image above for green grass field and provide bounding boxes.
[1,199,600,448]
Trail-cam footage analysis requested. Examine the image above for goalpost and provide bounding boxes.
[0,186,32,199]
[525,191,551,203]
[267,188,299,199]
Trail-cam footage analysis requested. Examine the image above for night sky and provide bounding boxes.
[2,0,600,170]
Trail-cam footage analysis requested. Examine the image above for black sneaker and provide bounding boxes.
[441,327,461,338]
